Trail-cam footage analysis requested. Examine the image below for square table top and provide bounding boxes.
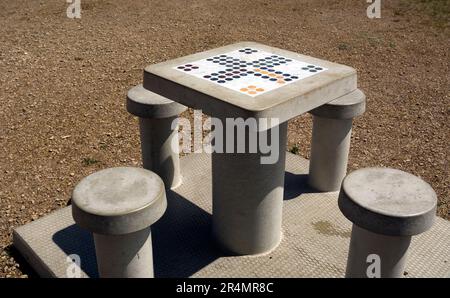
[144,42,357,127]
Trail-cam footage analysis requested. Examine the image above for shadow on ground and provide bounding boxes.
[284,172,318,200]
[152,189,221,277]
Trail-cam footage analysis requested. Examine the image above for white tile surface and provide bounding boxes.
[174,47,327,97]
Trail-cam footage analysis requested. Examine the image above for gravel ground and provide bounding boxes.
[0,0,448,278]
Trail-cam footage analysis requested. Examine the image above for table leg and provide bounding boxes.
[211,122,287,255]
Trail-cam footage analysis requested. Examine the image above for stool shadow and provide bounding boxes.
[152,189,220,277]
[283,172,317,200]
[53,224,99,278]
[52,190,218,278]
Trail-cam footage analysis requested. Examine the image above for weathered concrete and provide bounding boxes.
[139,117,182,188]
[127,84,187,119]
[93,228,154,278]
[310,89,366,119]
[72,167,167,278]
[212,122,287,255]
[345,225,411,278]
[338,168,437,236]
[308,117,353,192]
[339,167,437,278]
[127,84,187,188]
[308,89,366,192]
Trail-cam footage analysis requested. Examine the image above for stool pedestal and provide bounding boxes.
[94,228,154,278]
[139,116,181,188]
[346,225,411,278]
[309,117,353,191]
[308,89,366,191]
[127,84,187,189]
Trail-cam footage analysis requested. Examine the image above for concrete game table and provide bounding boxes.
[143,42,358,255]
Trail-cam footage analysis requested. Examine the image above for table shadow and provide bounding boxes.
[152,189,220,277]
[283,172,318,200]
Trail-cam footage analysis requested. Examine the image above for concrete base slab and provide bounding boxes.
[13,153,450,278]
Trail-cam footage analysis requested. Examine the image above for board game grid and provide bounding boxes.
[174,48,327,97]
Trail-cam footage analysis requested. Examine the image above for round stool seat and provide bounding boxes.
[310,89,366,119]
[72,167,167,235]
[126,84,187,118]
[338,167,437,236]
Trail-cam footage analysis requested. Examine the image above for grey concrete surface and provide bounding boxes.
[93,228,154,278]
[310,89,366,119]
[345,225,411,278]
[308,89,366,192]
[139,117,182,188]
[308,117,352,192]
[127,84,186,188]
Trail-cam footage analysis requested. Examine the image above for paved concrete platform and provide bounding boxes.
[13,153,450,278]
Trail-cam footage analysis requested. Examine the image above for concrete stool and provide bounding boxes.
[308,89,366,191]
[338,168,437,278]
[127,84,187,189]
[72,167,167,278]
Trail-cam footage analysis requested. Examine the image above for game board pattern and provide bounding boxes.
[174,48,327,97]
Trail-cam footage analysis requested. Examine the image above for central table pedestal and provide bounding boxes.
[212,122,287,255]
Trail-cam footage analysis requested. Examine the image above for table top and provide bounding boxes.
[144,42,357,127]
